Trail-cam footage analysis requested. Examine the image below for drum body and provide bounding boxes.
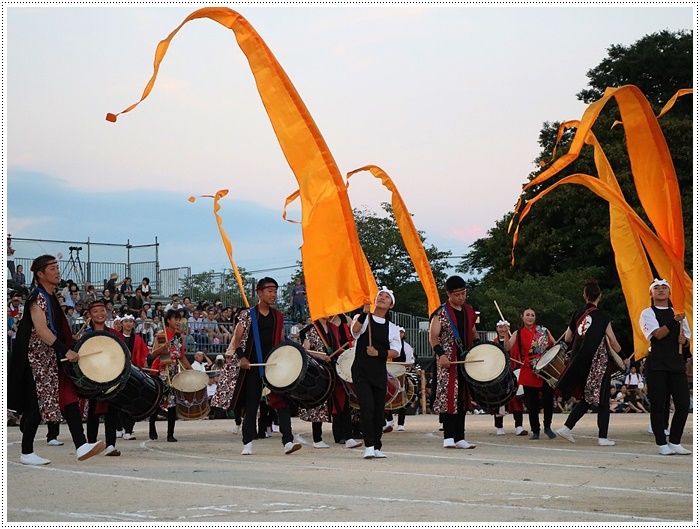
[513,368,524,397]
[385,363,407,410]
[335,348,355,383]
[264,342,335,410]
[108,365,165,421]
[67,331,131,399]
[337,349,402,409]
[534,342,569,388]
[404,371,421,406]
[172,370,210,420]
[461,342,517,408]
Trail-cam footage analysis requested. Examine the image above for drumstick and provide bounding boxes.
[328,342,350,359]
[450,359,485,364]
[74,317,92,338]
[493,300,511,337]
[59,347,106,361]
[248,363,276,367]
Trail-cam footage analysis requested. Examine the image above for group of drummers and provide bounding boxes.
[8,254,692,466]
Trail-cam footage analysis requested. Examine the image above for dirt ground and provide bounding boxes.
[6,412,694,523]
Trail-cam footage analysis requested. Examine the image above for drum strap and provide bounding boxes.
[444,304,466,359]
[249,307,265,376]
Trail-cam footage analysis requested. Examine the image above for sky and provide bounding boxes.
[5,4,694,287]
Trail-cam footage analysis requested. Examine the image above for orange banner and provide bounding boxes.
[107,7,373,319]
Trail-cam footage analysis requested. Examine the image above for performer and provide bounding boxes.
[149,309,193,442]
[114,314,149,440]
[351,288,401,459]
[492,320,527,436]
[430,276,478,449]
[83,300,121,456]
[555,281,623,446]
[7,254,105,465]
[299,317,341,449]
[384,327,415,432]
[216,277,302,456]
[639,278,692,455]
[504,307,556,440]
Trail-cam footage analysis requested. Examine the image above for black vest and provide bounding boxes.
[352,316,390,387]
[648,306,687,373]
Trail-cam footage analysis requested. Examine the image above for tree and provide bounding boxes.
[180,267,254,307]
[457,30,693,349]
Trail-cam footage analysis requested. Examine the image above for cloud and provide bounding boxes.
[445,224,486,244]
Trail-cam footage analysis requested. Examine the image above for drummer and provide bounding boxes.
[430,276,479,450]
[351,287,401,459]
[8,254,105,465]
[83,300,121,456]
[328,314,361,447]
[556,280,624,446]
[491,320,527,436]
[224,277,302,456]
[149,309,193,442]
[504,307,557,440]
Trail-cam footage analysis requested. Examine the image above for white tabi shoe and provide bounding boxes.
[397,425,405,432]
[272,425,280,433]
[47,439,64,446]
[556,426,575,443]
[657,444,675,455]
[496,428,506,436]
[373,449,387,458]
[284,441,302,454]
[455,440,475,449]
[345,439,363,449]
[20,453,50,466]
[231,425,239,434]
[598,438,615,446]
[668,443,691,455]
[443,438,456,448]
[313,441,330,449]
[122,433,136,441]
[77,441,106,461]
[241,442,253,455]
[363,446,375,459]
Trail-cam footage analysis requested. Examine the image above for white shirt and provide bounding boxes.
[207,383,217,398]
[624,373,641,386]
[191,361,207,372]
[402,341,415,364]
[351,314,402,353]
[639,306,691,341]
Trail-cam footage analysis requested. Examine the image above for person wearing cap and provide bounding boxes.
[555,280,624,446]
[638,278,692,455]
[350,287,401,459]
[106,273,123,303]
[213,277,302,456]
[491,320,527,436]
[430,276,480,449]
[7,255,106,465]
[137,318,155,346]
[384,326,416,433]
[213,354,225,370]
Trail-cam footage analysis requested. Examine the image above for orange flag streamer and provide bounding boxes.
[107,7,372,319]
[188,191,250,308]
[346,165,441,316]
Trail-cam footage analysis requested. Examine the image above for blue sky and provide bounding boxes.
[5,5,694,286]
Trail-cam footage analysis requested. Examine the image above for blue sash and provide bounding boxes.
[249,307,265,377]
[444,303,466,359]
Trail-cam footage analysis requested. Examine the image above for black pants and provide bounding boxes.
[21,393,86,455]
[149,407,176,438]
[443,409,467,442]
[87,401,118,447]
[385,408,406,426]
[354,379,386,450]
[241,370,293,445]
[523,384,554,433]
[646,369,690,446]
[312,422,324,443]
[46,421,60,441]
[332,401,354,442]
[565,391,610,438]
[119,410,136,435]
[494,411,524,429]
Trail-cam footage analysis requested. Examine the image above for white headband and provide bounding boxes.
[121,314,135,321]
[497,320,510,327]
[377,286,395,305]
[649,278,670,292]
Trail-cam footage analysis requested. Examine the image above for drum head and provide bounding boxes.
[464,343,506,382]
[536,345,561,370]
[172,370,208,392]
[265,343,305,389]
[74,331,129,383]
[386,363,406,377]
[335,348,355,383]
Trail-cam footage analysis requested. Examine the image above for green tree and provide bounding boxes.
[458,30,693,350]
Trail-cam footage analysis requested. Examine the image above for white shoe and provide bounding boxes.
[658,444,675,455]
[373,449,387,458]
[382,424,393,433]
[272,425,280,433]
[104,445,121,456]
[231,425,239,434]
[646,424,653,434]
[345,439,363,449]
[598,438,615,446]
[515,426,527,436]
[116,430,124,438]
[455,439,475,449]
[386,420,395,428]
[668,442,691,455]
[284,441,301,454]
[443,438,456,448]
[313,441,330,449]
[496,428,506,436]
[47,439,64,446]
[77,441,106,461]
[122,433,135,441]
[439,423,444,431]
[397,425,405,432]
[665,429,670,436]
[241,442,253,455]
[20,453,50,466]
[556,427,575,443]
[363,446,375,459]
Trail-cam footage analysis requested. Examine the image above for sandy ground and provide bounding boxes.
[6,412,695,523]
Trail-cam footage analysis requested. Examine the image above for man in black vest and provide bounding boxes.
[639,278,692,455]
